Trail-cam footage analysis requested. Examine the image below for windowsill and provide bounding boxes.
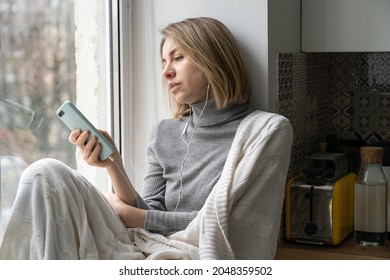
[275,234,390,260]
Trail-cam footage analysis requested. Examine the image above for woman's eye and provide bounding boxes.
[174,56,183,61]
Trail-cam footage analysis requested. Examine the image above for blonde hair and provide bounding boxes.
[160,17,251,119]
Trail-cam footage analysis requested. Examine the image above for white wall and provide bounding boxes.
[302,0,390,52]
[268,0,301,111]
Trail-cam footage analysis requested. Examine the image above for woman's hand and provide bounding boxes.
[69,129,139,206]
[105,192,146,228]
[68,129,120,168]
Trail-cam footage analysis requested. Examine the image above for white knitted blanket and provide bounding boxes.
[0,110,292,260]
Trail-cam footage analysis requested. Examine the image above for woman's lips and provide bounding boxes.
[169,82,181,93]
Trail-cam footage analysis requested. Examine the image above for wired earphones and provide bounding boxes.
[174,82,211,212]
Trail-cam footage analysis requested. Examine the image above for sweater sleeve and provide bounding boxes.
[145,210,198,235]
[139,122,198,236]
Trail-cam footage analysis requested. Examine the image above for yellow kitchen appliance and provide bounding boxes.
[285,153,356,245]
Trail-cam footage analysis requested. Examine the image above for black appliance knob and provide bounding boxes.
[304,222,318,235]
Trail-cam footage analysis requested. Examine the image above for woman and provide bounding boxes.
[0,17,291,259]
[71,17,253,236]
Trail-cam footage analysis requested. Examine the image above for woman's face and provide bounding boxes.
[161,37,209,105]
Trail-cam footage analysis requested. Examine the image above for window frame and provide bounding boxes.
[109,0,138,187]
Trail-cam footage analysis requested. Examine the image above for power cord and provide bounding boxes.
[108,155,140,208]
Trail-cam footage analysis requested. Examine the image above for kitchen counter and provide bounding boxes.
[275,234,390,260]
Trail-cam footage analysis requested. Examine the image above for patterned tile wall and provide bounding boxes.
[330,53,390,143]
[278,52,390,177]
[278,53,332,177]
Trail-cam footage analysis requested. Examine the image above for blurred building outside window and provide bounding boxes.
[0,0,111,244]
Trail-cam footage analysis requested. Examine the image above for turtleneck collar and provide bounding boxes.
[189,99,251,127]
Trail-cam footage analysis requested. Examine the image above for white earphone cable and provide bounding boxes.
[174,83,210,212]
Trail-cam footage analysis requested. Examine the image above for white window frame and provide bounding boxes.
[110,0,136,188]
[111,0,154,192]
[113,0,173,192]
[73,0,113,192]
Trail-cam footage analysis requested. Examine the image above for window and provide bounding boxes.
[0,0,111,242]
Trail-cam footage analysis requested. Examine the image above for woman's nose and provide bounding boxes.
[162,64,175,79]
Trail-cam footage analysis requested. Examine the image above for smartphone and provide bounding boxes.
[56,100,116,161]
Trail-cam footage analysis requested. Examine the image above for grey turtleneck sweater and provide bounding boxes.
[136,99,254,235]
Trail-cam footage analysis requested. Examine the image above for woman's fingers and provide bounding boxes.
[68,129,111,167]
[82,134,97,160]
[85,138,102,164]
[68,129,81,144]
[68,130,100,163]
[76,130,90,147]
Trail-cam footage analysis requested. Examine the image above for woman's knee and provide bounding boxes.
[18,158,75,190]
[22,158,70,177]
